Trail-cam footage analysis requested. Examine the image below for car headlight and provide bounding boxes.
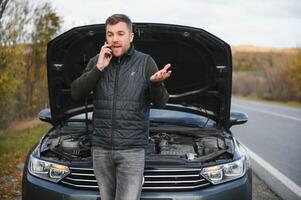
[28,155,70,182]
[201,156,249,184]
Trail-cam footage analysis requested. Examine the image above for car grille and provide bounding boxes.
[60,167,211,191]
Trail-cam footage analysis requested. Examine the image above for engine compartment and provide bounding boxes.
[40,128,233,163]
[40,130,91,161]
[147,132,232,162]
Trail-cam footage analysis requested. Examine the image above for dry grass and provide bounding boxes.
[232,45,299,54]
[0,157,25,199]
[0,121,51,199]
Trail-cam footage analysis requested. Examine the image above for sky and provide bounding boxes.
[37,0,301,48]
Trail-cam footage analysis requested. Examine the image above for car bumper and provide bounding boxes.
[23,169,252,200]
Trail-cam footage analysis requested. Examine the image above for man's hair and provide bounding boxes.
[105,14,133,32]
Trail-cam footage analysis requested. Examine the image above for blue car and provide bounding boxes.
[22,23,252,200]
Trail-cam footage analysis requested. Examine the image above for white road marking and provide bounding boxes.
[242,144,301,198]
[232,103,301,122]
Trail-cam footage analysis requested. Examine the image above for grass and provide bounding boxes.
[0,123,51,199]
[0,123,51,175]
[233,95,301,109]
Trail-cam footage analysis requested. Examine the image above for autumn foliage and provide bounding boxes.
[0,0,61,129]
[232,46,301,102]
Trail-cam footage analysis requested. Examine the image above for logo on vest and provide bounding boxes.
[130,71,136,76]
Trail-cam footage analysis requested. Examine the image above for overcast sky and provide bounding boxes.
[37,0,301,48]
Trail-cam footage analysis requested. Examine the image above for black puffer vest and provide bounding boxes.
[91,46,150,149]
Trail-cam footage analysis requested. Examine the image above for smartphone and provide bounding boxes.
[105,52,111,58]
[104,41,111,58]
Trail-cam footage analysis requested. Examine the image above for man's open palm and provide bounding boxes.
[150,64,172,82]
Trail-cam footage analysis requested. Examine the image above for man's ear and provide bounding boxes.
[130,32,134,42]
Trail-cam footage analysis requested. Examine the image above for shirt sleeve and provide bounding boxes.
[71,55,102,101]
[145,56,169,108]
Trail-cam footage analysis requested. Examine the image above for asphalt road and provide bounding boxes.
[231,97,301,200]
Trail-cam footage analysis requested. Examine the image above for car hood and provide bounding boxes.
[47,23,232,127]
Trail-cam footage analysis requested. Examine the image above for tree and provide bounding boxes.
[286,50,301,101]
[0,0,62,128]
[0,0,10,20]
[0,0,31,128]
[26,2,61,115]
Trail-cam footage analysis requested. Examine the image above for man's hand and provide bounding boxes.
[150,64,172,82]
[96,42,113,71]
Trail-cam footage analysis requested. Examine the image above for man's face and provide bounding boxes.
[106,22,134,58]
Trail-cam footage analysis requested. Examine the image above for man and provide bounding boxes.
[71,14,171,200]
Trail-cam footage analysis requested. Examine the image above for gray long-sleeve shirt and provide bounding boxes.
[71,55,169,108]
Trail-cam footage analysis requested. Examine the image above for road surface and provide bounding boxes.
[231,97,301,200]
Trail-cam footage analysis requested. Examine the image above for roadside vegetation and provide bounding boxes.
[0,0,61,129]
[0,122,51,199]
[233,95,301,108]
[232,46,301,104]
[0,1,59,198]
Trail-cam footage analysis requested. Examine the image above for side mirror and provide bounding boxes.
[38,109,53,124]
[229,111,248,128]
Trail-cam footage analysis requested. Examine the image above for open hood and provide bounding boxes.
[47,23,232,127]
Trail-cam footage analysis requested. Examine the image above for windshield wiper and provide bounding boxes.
[150,120,202,128]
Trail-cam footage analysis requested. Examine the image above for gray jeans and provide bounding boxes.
[92,146,145,200]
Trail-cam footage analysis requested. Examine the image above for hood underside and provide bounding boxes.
[47,23,232,127]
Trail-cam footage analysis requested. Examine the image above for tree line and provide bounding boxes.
[0,0,61,129]
[232,47,301,102]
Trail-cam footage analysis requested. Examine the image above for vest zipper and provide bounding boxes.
[111,58,121,149]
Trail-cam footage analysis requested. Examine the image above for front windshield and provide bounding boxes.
[150,109,215,128]
[68,108,216,128]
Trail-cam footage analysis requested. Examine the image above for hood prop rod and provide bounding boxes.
[83,53,89,135]
[85,97,89,134]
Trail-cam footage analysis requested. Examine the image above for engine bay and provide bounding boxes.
[40,128,233,163]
